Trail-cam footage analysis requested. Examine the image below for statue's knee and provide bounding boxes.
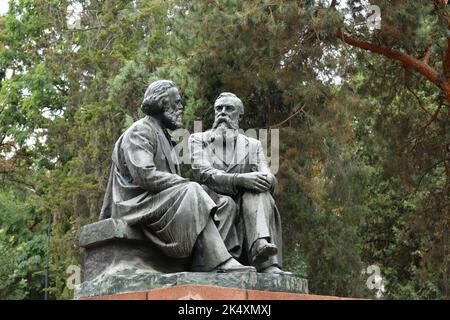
[242,191,275,207]
[241,191,253,200]
[242,190,272,199]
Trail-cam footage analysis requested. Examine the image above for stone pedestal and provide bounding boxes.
[79,284,356,300]
[76,218,309,300]
[75,269,308,299]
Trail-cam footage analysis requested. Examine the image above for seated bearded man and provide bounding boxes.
[189,93,290,274]
[99,81,255,273]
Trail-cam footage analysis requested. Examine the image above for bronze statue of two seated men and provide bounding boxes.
[99,80,290,275]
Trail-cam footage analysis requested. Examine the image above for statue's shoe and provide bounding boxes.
[251,239,278,264]
[214,258,256,273]
[260,265,293,275]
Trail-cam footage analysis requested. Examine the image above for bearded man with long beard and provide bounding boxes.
[189,93,290,274]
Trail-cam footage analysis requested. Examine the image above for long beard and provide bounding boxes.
[162,109,182,130]
[210,125,239,164]
[211,126,239,144]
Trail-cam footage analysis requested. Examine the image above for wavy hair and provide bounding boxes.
[141,80,176,115]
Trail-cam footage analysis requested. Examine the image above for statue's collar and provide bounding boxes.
[144,115,163,131]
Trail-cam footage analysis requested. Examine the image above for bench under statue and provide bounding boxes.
[79,218,189,282]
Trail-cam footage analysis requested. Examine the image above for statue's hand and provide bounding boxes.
[236,172,271,192]
[265,173,277,191]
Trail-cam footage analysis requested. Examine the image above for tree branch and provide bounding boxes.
[442,14,450,78]
[336,30,450,101]
[330,0,337,10]
[421,44,433,65]
[270,104,306,128]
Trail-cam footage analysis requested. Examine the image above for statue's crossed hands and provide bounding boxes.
[236,172,274,192]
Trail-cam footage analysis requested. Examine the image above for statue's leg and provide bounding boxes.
[200,186,243,259]
[241,191,283,270]
[191,217,232,271]
[137,182,215,259]
[212,194,242,258]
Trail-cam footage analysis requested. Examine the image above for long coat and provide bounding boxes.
[188,130,283,268]
[99,116,216,258]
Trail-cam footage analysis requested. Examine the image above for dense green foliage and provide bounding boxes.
[0,0,448,299]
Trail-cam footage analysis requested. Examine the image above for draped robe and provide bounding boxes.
[100,116,216,259]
